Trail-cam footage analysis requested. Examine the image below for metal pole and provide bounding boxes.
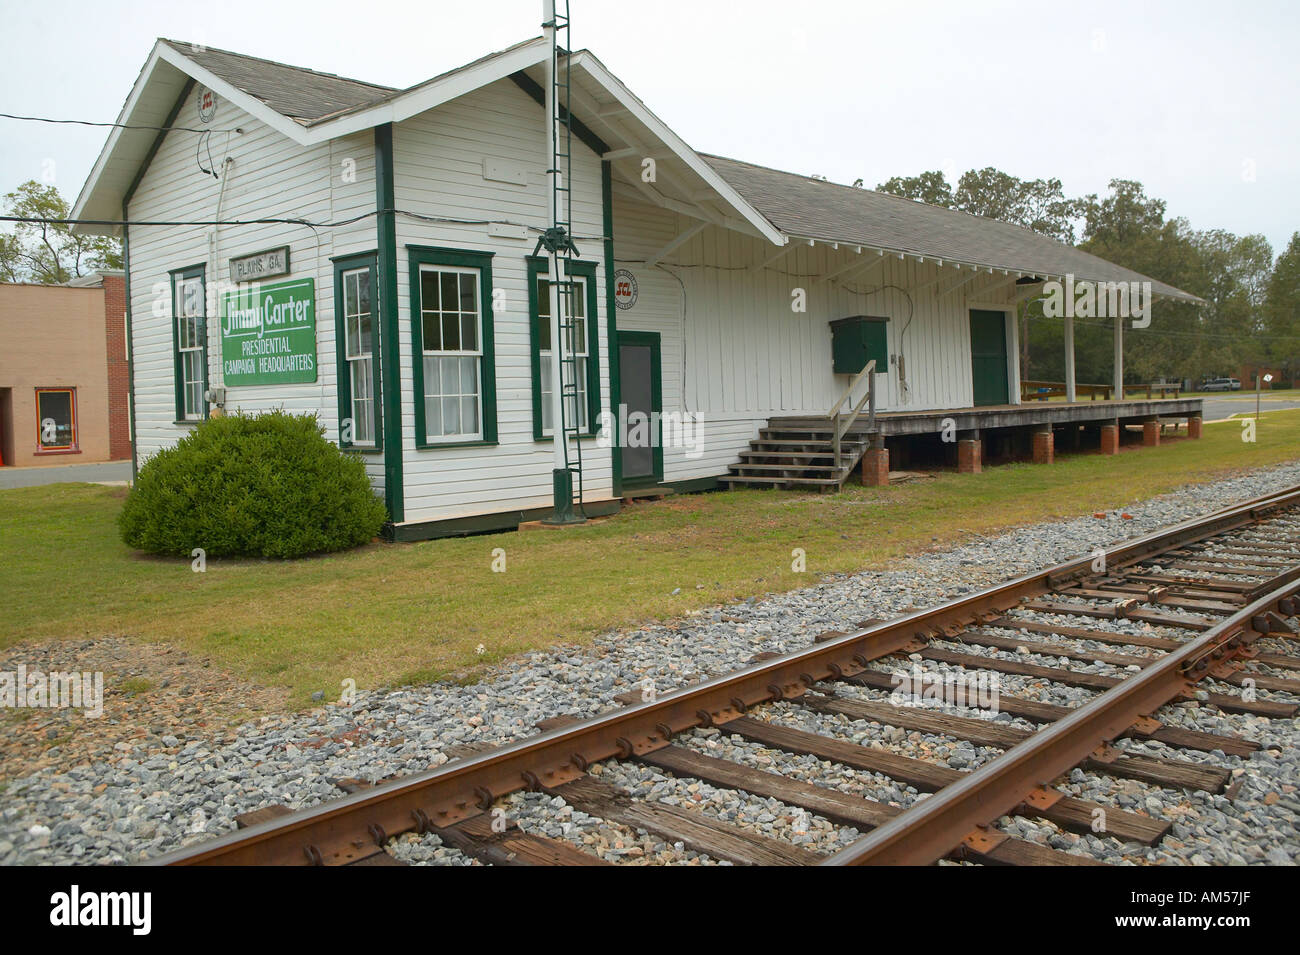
[1113,311,1123,401]
[543,2,565,475]
[541,0,579,523]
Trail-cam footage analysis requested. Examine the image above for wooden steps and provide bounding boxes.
[725,421,868,491]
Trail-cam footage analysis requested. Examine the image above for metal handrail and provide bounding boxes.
[828,360,876,472]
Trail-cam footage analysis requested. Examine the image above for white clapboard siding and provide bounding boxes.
[127,74,1012,521]
[127,84,384,490]
[126,77,619,526]
[608,195,771,481]
[392,77,614,524]
[610,192,1010,481]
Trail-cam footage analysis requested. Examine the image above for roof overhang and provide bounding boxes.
[775,235,1204,305]
[73,38,560,233]
[74,37,784,247]
[561,51,784,246]
[71,43,192,233]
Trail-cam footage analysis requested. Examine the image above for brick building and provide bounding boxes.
[0,271,132,468]
[1237,362,1294,390]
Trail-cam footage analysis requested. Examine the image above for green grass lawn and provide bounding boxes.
[3,412,1298,707]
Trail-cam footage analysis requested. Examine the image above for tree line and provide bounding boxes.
[875,169,1298,387]
[5,171,1297,388]
[0,180,122,284]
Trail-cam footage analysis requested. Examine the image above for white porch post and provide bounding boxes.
[1064,314,1076,403]
[1113,311,1124,400]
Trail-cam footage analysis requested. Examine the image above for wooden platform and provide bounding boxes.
[770,397,1203,437]
[726,398,1204,491]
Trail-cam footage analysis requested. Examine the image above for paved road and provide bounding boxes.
[1199,394,1300,422]
[0,460,132,489]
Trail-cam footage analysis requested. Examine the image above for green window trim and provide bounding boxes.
[332,251,383,453]
[168,262,209,423]
[407,245,498,450]
[375,122,402,521]
[526,255,601,442]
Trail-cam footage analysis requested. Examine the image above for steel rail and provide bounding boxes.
[822,576,1300,866]
[149,485,1300,866]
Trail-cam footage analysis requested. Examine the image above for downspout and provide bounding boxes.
[602,160,621,495]
[121,203,138,484]
[206,156,234,416]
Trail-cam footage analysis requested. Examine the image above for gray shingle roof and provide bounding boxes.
[702,154,1200,302]
[153,41,1199,303]
[163,40,395,124]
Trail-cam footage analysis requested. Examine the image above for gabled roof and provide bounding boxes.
[72,36,782,245]
[704,155,1202,304]
[71,36,1201,304]
[158,40,395,124]
[70,37,560,226]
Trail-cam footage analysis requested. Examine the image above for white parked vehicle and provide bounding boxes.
[1202,377,1242,391]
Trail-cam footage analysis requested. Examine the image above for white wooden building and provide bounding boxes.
[74,33,1202,540]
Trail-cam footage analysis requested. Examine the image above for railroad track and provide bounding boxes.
[153,486,1300,866]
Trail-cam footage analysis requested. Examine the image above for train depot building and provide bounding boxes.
[73,36,1204,540]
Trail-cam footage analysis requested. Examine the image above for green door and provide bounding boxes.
[969,310,1009,406]
[617,331,663,487]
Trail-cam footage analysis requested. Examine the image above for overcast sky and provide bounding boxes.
[2,0,1296,254]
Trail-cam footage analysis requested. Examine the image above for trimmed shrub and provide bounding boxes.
[119,410,387,558]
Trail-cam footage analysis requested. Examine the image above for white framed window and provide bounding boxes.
[341,267,376,447]
[419,264,482,442]
[173,270,205,421]
[536,274,589,435]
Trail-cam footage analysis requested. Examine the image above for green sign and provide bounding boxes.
[220,278,317,386]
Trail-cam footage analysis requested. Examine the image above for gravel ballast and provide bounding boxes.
[3,462,1299,866]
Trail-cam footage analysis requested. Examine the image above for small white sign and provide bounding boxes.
[229,246,290,283]
[613,269,638,310]
[197,86,217,123]
[482,157,528,186]
[487,222,529,241]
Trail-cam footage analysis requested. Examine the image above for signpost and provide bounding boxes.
[219,278,317,387]
[229,246,291,284]
[1257,372,1273,420]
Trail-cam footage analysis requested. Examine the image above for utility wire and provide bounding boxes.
[8,197,1283,345]
[9,208,1281,343]
[0,112,235,134]
[1,210,558,233]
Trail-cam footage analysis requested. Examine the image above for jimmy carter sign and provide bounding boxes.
[220,278,317,386]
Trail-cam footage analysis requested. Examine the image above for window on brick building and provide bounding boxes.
[35,387,77,451]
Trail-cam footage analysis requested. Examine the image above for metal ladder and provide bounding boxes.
[540,0,585,517]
